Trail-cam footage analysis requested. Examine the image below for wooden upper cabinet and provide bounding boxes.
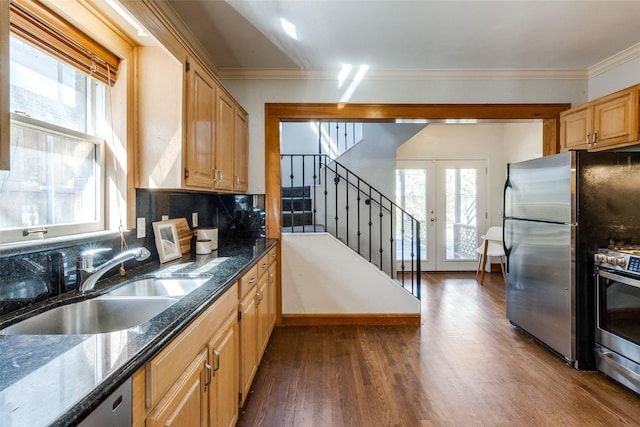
[560,105,591,150]
[136,50,249,193]
[185,59,217,188]
[560,84,640,152]
[214,90,235,191]
[592,89,639,150]
[234,109,249,192]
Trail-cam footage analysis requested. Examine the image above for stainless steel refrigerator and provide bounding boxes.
[503,150,640,370]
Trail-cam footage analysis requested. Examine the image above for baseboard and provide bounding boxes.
[281,313,421,326]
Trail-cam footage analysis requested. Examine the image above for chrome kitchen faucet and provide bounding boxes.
[77,247,151,293]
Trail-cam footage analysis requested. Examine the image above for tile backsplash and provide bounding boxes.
[0,190,265,317]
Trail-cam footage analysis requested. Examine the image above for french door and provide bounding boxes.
[396,160,487,271]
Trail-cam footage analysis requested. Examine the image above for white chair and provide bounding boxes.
[476,226,505,285]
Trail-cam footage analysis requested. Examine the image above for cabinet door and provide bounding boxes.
[214,90,235,191]
[560,105,591,151]
[208,312,239,427]
[185,60,216,188]
[239,289,258,406]
[257,274,270,358]
[268,262,277,332]
[147,349,208,427]
[234,108,249,192]
[592,89,639,149]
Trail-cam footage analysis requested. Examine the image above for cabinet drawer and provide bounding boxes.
[239,264,258,298]
[146,282,238,408]
[257,253,270,278]
[268,246,277,266]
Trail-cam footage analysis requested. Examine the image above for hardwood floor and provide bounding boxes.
[237,272,640,426]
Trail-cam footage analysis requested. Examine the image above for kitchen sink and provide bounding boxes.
[105,274,213,297]
[0,296,178,335]
[0,273,213,335]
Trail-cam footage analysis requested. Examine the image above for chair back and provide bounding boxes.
[483,226,503,243]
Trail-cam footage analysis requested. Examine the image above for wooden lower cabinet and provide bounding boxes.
[238,245,279,406]
[208,312,239,427]
[268,262,277,331]
[257,274,270,357]
[239,283,258,406]
[132,245,279,425]
[134,283,239,427]
[146,349,208,427]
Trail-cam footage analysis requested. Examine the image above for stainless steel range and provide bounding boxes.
[594,246,640,393]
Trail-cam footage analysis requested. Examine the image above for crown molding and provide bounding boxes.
[217,67,588,81]
[588,42,640,78]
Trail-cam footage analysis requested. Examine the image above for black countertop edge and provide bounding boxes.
[10,237,278,427]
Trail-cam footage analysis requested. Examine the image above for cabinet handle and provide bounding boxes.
[593,130,598,147]
[213,349,220,373]
[269,271,273,284]
[212,168,217,183]
[204,361,212,390]
[261,262,268,269]
[586,132,591,147]
[236,176,240,185]
[248,277,257,284]
[270,252,276,258]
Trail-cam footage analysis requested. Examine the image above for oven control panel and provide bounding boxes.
[628,256,640,273]
[595,248,640,277]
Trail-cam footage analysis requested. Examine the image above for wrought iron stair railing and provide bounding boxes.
[281,154,421,299]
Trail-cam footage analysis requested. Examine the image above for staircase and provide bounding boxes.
[280,154,421,299]
[282,186,324,232]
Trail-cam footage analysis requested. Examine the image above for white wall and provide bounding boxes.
[337,123,426,197]
[588,56,640,101]
[222,77,587,193]
[503,123,543,164]
[281,233,420,314]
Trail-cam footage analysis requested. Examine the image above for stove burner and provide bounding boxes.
[608,245,640,255]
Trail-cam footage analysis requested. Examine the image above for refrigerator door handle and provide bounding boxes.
[502,172,513,265]
[502,173,512,220]
[502,220,512,273]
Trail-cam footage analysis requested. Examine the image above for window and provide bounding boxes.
[0,0,123,243]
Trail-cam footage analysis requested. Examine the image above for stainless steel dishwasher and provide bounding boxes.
[79,378,131,427]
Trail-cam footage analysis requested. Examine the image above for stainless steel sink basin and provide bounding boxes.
[0,273,213,335]
[106,274,212,297]
[0,296,178,335]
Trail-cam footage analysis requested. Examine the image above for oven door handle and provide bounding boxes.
[597,270,640,289]
[596,348,640,383]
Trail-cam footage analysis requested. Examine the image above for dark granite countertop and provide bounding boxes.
[0,237,277,426]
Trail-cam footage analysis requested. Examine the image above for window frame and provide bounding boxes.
[0,112,106,243]
[1,0,136,244]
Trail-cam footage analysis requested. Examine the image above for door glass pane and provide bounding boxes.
[395,169,427,261]
[445,168,477,260]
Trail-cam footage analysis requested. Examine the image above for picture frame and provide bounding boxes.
[152,220,182,263]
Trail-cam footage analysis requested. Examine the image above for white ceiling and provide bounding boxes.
[164,0,640,75]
